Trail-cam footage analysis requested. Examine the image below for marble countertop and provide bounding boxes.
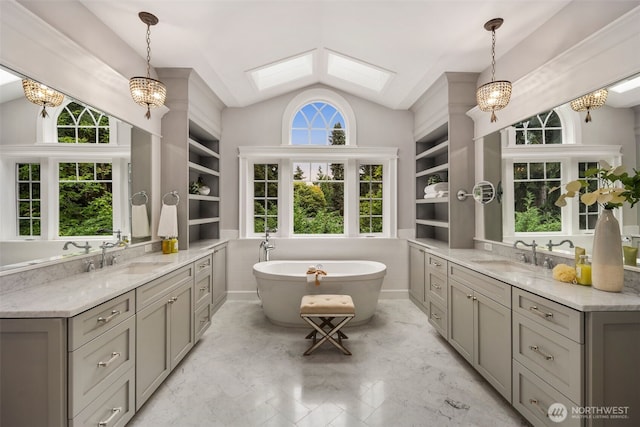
[0,241,227,319]
[409,239,640,312]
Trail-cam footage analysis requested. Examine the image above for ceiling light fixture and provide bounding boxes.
[129,11,166,119]
[476,18,512,123]
[22,79,64,118]
[570,89,608,123]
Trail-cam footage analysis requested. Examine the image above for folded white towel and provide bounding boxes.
[131,204,150,238]
[157,203,178,238]
[424,182,449,194]
[307,273,316,283]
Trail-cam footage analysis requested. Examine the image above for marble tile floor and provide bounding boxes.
[129,300,530,427]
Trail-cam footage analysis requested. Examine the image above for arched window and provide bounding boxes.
[514,110,562,145]
[291,102,346,145]
[57,101,110,144]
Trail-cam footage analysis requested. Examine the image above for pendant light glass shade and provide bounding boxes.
[476,18,512,123]
[129,12,166,119]
[570,89,607,123]
[22,79,64,118]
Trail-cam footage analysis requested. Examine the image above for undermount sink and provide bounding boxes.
[118,262,172,274]
[471,259,534,274]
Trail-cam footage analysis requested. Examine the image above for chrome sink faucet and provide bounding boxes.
[63,241,92,254]
[98,229,127,268]
[546,239,574,252]
[259,229,276,262]
[514,240,539,266]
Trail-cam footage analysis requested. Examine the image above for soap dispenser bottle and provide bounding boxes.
[576,255,592,286]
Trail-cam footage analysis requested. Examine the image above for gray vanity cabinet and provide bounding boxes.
[194,254,213,341]
[0,318,67,427]
[447,263,512,402]
[409,244,426,305]
[136,264,195,410]
[212,245,227,308]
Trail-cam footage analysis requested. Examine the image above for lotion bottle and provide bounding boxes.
[576,255,592,286]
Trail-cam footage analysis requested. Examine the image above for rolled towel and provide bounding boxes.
[424,182,449,194]
[157,203,178,238]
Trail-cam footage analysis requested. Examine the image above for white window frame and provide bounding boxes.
[238,146,397,238]
[502,144,622,240]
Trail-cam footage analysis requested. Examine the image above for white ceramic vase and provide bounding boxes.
[198,185,211,196]
[591,209,624,292]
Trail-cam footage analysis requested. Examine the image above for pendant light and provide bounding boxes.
[476,18,512,123]
[570,89,608,123]
[129,12,166,119]
[22,79,64,118]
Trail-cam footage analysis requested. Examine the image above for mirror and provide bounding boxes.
[482,73,640,261]
[0,65,153,271]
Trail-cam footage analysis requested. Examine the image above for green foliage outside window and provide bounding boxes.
[57,101,110,144]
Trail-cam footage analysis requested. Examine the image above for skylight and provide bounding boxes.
[609,75,640,93]
[0,68,20,86]
[249,51,314,91]
[326,50,393,93]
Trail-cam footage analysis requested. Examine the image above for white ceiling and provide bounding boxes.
[75,0,575,110]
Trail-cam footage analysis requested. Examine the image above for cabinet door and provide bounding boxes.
[212,246,227,307]
[448,278,474,363]
[136,297,170,410]
[474,292,512,402]
[0,318,67,427]
[409,245,425,304]
[169,282,194,369]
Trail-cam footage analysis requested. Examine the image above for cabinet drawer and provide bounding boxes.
[195,254,212,278]
[69,315,136,417]
[69,291,135,351]
[428,300,447,337]
[513,360,580,427]
[195,303,211,341]
[449,263,511,307]
[513,312,583,404]
[426,271,447,307]
[70,368,135,427]
[137,264,193,310]
[426,253,447,277]
[195,270,212,309]
[513,288,583,343]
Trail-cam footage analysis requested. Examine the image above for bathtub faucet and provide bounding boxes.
[259,229,276,261]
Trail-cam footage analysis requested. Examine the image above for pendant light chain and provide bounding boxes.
[145,23,152,79]
[490,28,496,83]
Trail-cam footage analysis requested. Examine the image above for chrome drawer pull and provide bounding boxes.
[199,286,207,291]
[433,284,441,290]
[528,399,548,417]
[467,294,473,299]
[168,296,178,304]
[97,310,121,324]
[97,352,121,368]
[431,261,441,267]
[529,306,553,319]
[98,407,122,426]
[200,318,209,324]
[432,313,441,320]
[529,345,554,361]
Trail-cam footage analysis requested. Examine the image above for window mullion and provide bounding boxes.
[345,159,357,236]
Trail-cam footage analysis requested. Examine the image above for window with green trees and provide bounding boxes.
[359,164,383,233]
[578,161,601,230]
[253,164,279,233]
[293,161,344,234]
[57,101,110,144]
[513,161,561,232]
[16,163,41,236]
[58,162,113,236]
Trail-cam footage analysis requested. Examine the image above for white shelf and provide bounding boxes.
[189,217,220,226]
[188,194,220,202]
[416,162,449,177]
[188,138,220,159]
[416,219,449,228]
[416,140,449,160]
[417,197,449,204]
[188,162,219,176]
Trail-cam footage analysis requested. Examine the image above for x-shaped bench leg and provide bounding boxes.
[304,316,349,341]
[302,315,354,355]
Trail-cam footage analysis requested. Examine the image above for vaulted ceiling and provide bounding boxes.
[67,0,584,110]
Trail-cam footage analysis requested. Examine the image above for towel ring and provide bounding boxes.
[130,190,149,206]
[162,191,180,206]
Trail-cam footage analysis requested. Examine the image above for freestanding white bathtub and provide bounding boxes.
[253,260,387,327]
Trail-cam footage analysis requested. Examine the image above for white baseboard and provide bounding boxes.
[379,289,409,299]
